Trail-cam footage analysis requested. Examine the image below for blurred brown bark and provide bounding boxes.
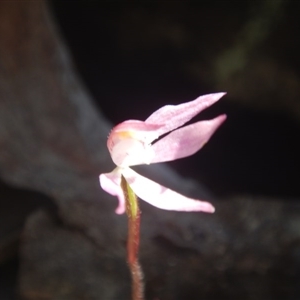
[0,1,128,299]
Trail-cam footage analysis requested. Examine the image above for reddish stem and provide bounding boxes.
[121,176,144,300]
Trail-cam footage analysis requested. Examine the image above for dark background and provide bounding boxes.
[50,0,300,199]
[1,1,300,299]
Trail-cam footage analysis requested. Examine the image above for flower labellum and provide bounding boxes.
[100,93,227,214]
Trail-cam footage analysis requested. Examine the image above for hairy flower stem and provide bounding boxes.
[121,175,144,300]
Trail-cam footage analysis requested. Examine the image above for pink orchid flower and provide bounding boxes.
[100,93,226,214]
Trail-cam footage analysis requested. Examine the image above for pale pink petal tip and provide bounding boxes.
[115,200,125,214]
[214,92,227,98]
[99,173,126,215]
[122,167,216,213]
[197,201,215,213]
[219,113,227,122]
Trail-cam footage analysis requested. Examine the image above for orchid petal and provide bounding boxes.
[110,120,162,135]
[151,114,227,163]
[122,168,215,213]
[108,120,163,152]
[99,169,125,214]
[145,92,226,136]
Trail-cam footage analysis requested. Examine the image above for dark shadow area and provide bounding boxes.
[0,180,57,300]
[0,258,19,300]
